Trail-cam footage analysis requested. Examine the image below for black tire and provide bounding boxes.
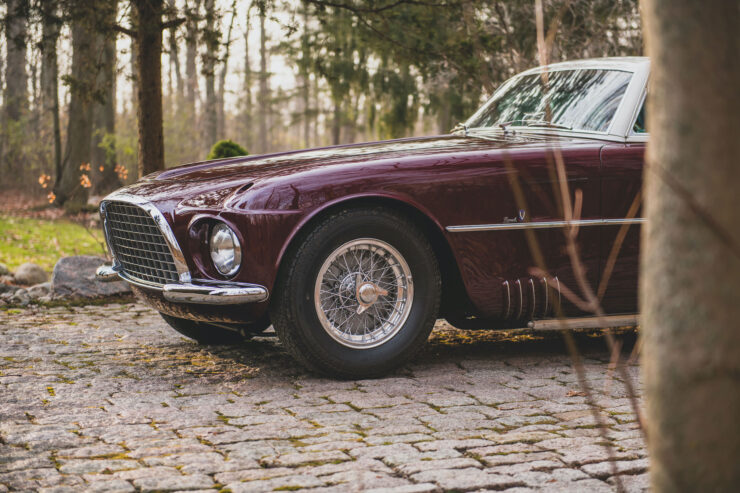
[160,313,252,345]
[270,207,441,378]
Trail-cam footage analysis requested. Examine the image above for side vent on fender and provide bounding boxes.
[502,276,561,321]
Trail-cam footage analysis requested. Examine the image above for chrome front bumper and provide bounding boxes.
[96,264,269,305]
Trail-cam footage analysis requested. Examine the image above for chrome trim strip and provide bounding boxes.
[162,283,269,305]
[99,204,116,260]
[527,314,638,331]
[100,191,192,283]
[446,218,645,233]
[95,264,269,305]
[502,280,511,319]
[117,270,166,290]
[515,279,523,320]
[98,204,123,274]
[528,278,536,319]
[465,127,629,143]
[625,134,649,143]
[542,277,549,316]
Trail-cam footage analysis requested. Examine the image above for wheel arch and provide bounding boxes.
[273,194,472,318]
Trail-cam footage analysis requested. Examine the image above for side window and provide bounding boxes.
[633,100,647,133]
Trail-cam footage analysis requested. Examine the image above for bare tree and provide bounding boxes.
[134,0,165,176]
[299,4,311,148]
[122,0,183,177]
[202,0,219,149]
[641,0,740,490]
[39,0,63,187]
[167,0,184,101]
[184,0,202,124]
[257,3,269,153]
[3,0,29,123]
[242,2,254,152]
[54,1,101,208]
[2,0,29,178]
[92,0,120,194]
[216,0,238,142]
[128,8,139,114]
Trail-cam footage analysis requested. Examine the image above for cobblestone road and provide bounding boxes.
[0,303,647,492]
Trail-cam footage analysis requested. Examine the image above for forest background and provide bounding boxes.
[0,0,641,209]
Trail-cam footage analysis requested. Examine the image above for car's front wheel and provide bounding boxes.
[271,207,441,378]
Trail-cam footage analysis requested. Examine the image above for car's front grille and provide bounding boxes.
[104,202,180,285]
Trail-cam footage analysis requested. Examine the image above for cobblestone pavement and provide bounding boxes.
[1,303,647,492]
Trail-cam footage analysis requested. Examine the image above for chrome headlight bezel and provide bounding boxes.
[209,222,242,277]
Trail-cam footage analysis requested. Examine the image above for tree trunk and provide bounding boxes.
[133,0,165,177]
[345,91,360,144]
[3,0,29,123]
[129,14,139,114]
[184,0,201,123]
[29,48,39,134]
[202,0,218,150]
[92,0,120,194]
[39,0,62,188]
[257,5,269,153]
[436,87,452,134]
[167,0,184,102]
[641,1,740,491]
[2,0,29,179]
[312,74,320,146]
[243,4,253,152]
[54,2,100,208]
[332,101,341,145]
[216,0,237,143]
[300,7,311,148]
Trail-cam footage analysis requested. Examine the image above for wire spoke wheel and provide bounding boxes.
[271,208,440,377]
[314,238,414,349]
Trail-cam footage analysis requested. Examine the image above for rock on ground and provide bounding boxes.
[0,283,16,295]
[51,255,131,298]
[13,263,48,286]
[27,282,51,299]
[0,263,9,276]
[7,289,30,306]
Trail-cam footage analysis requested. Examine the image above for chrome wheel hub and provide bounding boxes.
[358,282,380,304]
[314,238,414,349]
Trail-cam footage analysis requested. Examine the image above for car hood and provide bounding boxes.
[157,133,564,182]
[109,132,587,209]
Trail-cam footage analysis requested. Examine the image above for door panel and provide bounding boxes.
[443,144,603,321]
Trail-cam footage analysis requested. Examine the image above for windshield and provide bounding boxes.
[466,68,633,133]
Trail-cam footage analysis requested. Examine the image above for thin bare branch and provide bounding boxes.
[112,24,137,38]
[161,17,186,30]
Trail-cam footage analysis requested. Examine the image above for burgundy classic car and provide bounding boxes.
[97,57,649,378]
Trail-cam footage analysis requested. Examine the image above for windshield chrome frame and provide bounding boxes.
[625,77,650,143]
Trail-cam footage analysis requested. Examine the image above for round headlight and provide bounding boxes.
[209,223,241,277]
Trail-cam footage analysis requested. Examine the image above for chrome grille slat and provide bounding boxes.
[104,202,180,285]
[105,229,175,251]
